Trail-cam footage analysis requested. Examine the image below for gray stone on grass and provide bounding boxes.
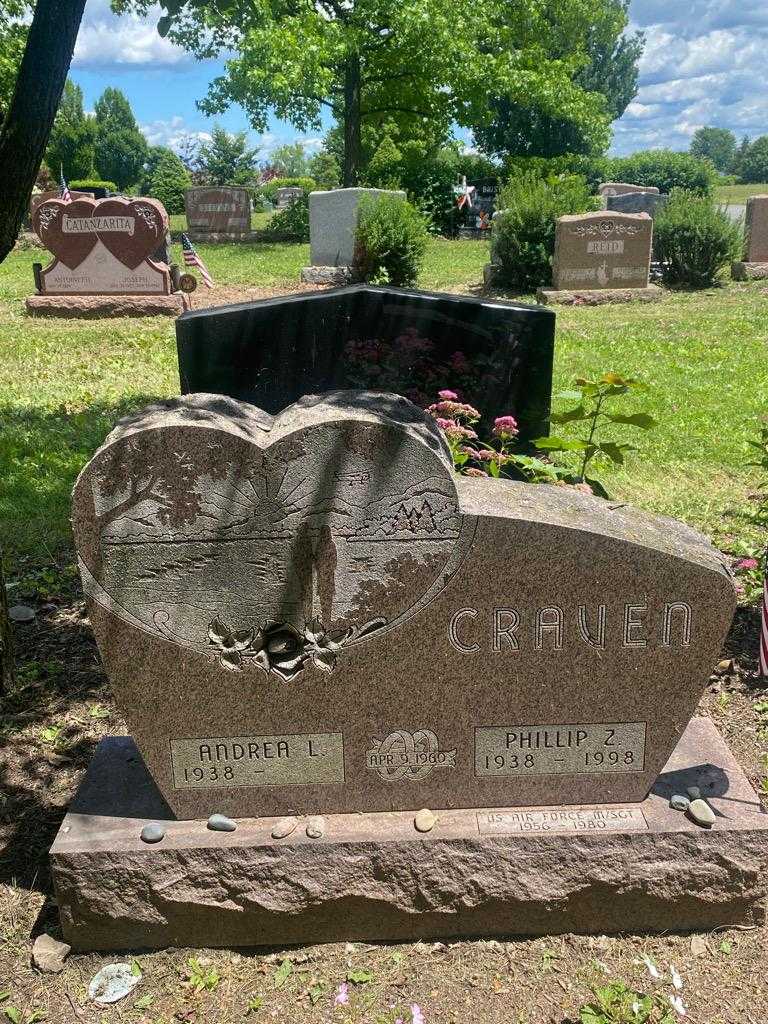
[88,962,141,1004]
[9,605,35,623]
[32,933,71,973]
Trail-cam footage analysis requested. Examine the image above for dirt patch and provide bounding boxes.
[1,593,767,1023]
[182,281,328,311]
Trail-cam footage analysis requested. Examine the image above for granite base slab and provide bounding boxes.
[185,231,259,244]
[731,261,768,281]
[26,294,188,318]
[50,718,768,951]
[537,285,663,305]
[300,265,356,285]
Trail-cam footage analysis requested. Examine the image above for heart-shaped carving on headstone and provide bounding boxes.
[33,197,99,270]
[95,197,167,270]
[32,196,168,271]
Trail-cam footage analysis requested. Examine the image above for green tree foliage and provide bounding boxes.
[196,125,259,185]
[270,142,310,177]
[142,145,190,213]
[0,0,28,121]
[114,0,615,187]
[491,172,598,290]
[45,79,96,181]
[473,0,641,161]
[306,150,341,189]
[738,135,768,184]
[606,149,716,196]
[689,126,737,173]
[93,86,148,188]
[364,134,403,189]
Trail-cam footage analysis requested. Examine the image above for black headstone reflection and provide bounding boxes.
[175,285,555,443]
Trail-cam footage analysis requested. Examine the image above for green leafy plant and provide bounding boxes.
[68,179,117,193]
[491,172,599,290]
[353,194,428,287]
[273,958,293,989]
[534,373,656,497]
[260,176,316,204]
[746,415,768,521]
[579,982,675,1024]
[605,149,717,196]
[426,391,565,485]
[184,957,220,993]
[262,191,309,242]
[654,189,743,287]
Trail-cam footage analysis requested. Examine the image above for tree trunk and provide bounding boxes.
[0,0,88,264]
[0,552,13,696]
[342,55,362,187]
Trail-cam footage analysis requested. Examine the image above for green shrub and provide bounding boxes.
[69,179,118,193]
[738,135,768,183]
[353,194,428,286]
[504,155,608,194]
[653,189,743,287]
[145,150,190,214]
[605,150,716,196]
[491,173,598,290]
[261,176,316,204]
[261,192,309,241]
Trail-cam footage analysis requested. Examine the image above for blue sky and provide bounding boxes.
[68,0,768,159]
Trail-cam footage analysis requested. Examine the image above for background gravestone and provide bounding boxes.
[606,192,668,219]
[71,390,735,822]
[275,186,304,210]
[732,195,768,280]
[29,189,90,219]
[599,182,660,197]
[185,186,252,240]
[301,187,405,283]
[175,284,555,445]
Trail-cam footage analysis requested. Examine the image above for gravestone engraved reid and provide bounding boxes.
[553,212,653,291]
[72,391,735,820]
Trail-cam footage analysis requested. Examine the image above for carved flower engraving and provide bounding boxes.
[207,616,385,680]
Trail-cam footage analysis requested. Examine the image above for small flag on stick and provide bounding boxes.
[181,232,213,288]
[761,548,768,677]
[59,167,72,203]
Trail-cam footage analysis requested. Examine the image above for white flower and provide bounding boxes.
[670,994,687,1016]
[639,953,662,979]
[670,965,683,990]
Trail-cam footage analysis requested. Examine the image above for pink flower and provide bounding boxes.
[426,400,481,421]
[435,417,456,431]
[461,446,480,458]
[737,558,759,570]
[476,449,496,462]
[492,415,519,439]
[465,467,489,477]
[411,1005,425,1024]
[444,424,478,442]
[334,983,349,1005]
[438,389,458,401]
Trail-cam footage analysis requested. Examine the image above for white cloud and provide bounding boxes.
[73,0,191,67]
[612,0,768,153]
[140,116,211,149]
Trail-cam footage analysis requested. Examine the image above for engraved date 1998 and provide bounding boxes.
[475,722,646,777]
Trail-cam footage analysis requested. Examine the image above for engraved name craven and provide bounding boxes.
[448,602,692,653]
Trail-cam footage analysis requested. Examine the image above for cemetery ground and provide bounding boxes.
[0,239,767,1023]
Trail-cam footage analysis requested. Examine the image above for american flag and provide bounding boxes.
[454,175,475,211]
[761,549,768,677]
[181,233,213,288]
[59,167,72,203]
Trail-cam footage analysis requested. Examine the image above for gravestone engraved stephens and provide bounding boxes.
[72,391,735,820]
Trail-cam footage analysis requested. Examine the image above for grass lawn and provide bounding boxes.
[716,182,768,204]
[1,240,765,574]
[1,239,768,1022]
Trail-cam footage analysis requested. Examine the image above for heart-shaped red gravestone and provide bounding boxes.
[95,197,167,270]
[33,197,99,270]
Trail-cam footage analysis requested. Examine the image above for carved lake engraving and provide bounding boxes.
[475,723,646,776]
[171,733,345,788]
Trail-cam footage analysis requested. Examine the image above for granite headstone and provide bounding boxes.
[185,186,251,237]
[744,194,768,262]
[72,391,734,822]
[308,188,405,267]
[552,211,653,291]
[599,182,660,197]
[606,192,668,219]
[31,196,171,295]
[174,285,555,445]
[275,187,304,210]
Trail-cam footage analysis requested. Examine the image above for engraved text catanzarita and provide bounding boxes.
[170,733,344,789]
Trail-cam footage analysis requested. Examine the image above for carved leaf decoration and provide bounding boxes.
[219,650,242,671]
[272,655,307,682]
[208,617,231,644]
[232,628,255,651]
[304,617,325,644]
[251,649,270,674]
[311,648,337,674]
[347,617,387,643]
